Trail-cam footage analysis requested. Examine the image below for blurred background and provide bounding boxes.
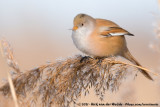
[0,0,160,106]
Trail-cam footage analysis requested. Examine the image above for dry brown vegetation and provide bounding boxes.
[0,39,156,107]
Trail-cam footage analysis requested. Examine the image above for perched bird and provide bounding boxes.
[71,13,153,80]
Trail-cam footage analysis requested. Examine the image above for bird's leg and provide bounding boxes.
[80,56,92,63]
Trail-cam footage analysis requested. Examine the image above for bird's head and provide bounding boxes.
[72,13,96,31]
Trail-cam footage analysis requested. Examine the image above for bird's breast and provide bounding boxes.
[72,30,92,54]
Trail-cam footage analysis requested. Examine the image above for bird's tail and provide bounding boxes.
[122,49,153,80]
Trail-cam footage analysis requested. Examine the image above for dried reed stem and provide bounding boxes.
[0,39,19,107]
[1,38,21,74]
[109,60,160,77]
[7,72,19,107]
[0,55,155,107]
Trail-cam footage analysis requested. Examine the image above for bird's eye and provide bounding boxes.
[81,23,84,26]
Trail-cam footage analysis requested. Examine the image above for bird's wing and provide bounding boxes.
[99,27,134,37]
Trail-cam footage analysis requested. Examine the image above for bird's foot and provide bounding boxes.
[95,57,105,64]
[80,56,92,63]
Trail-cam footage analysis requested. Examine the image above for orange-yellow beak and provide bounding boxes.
[72,26,78,31]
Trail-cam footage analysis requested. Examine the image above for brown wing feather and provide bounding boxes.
[95,19,134,36]
[100,27,134,36]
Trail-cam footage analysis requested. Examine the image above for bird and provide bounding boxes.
[71,13,153,80]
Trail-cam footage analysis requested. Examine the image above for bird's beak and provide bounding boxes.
[72,26,78,31]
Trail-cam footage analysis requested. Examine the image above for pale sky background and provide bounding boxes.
[0,0,160,106]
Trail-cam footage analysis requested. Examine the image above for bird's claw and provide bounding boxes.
[80,56,91,63]
[96,58,104,64]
